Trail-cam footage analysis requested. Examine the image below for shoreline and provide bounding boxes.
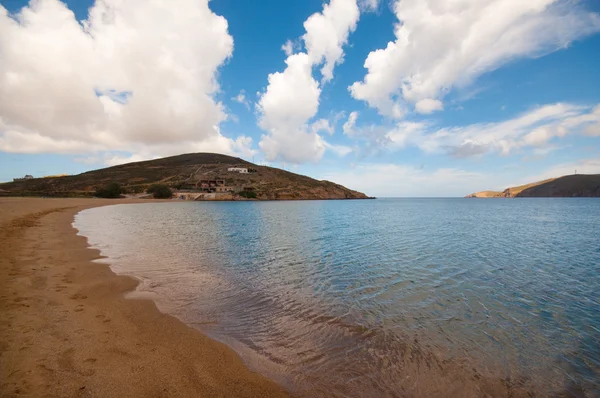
[0,197,289,397]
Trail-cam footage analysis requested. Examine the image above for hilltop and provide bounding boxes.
[466,174,600,198]
[0,153,370,200]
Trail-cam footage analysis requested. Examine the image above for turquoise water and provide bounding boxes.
[75,199,600,397]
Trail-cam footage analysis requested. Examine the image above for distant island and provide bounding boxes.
[466,174,600,198]
[0,153,370,201]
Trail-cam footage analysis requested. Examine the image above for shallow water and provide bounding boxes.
[75,199,600,397]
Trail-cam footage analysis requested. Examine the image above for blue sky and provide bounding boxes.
[1,0,599,196]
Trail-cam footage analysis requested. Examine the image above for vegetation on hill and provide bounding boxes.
[146,184,173,199]
[0,153,369,200]
[94,182,123,198]
[238,190,257,199]
[466,174,600,198]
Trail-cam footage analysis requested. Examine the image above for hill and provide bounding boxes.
[466,174,600,198]
[464,190,504,198]
[0,153,370,200]
[516,174,600,197]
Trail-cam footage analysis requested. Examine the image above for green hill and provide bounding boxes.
[1,153,370,200]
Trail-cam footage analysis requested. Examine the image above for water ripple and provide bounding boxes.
[75,198,600,397]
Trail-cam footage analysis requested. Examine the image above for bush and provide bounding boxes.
[94,182,123,198]
[239,190,257,199]
[146,184,173,199]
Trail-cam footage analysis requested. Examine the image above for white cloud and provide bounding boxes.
[303,0,360,83]
[386,121,429,148]
[584,125,600,137]
[311,118,335,135]
[103,153,155,167]
[323,141,353,157]
[415,99,443,114]
[412,103,600,157]
[358,0,380,12]
[258,0,360,163]
[257,54,324,163]
[232,90,250,109]
[583,106,600,136]
[281,40,294,56]
[342,114,426,156]
[320,157,600,197]
[343,111,359,136]
[350,0,600,118]
[321,163,490,197]
[0,0,255,163]
[530,145,562,157]
[232,135,258,159]
[339,103,600,159]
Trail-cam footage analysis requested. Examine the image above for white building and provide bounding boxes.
[227,167,248,174]
[13,174,34,181]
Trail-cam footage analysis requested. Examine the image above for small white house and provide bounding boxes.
[227,167,248,174]
[13,174,34,182]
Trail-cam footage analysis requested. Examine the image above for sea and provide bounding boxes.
[74,198,600,397]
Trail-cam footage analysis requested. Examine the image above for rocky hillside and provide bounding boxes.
[1,153,370,200]
[466,175,600,198]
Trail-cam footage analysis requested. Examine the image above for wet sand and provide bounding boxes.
[0,197,289,397]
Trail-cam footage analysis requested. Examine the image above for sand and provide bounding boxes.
[0,197,289,398]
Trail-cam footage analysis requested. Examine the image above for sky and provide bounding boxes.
[1,0,600,197]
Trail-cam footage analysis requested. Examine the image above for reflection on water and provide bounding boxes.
[75,199,600,397]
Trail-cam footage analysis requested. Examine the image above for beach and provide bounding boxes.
[0,197,289,398]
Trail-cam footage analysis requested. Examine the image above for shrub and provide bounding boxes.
[94,182,123,198]
[239,190,257,199]
[146,184,173,199]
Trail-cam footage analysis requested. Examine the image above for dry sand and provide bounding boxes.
[0,197,289,398]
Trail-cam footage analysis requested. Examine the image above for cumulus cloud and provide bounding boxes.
[257,54,324,163]
[0,0,256,165]
[232,135,258,158]
[303,0,360,83]
[258,0,360,163]
[350,0,600,118]
[415,99,443,114]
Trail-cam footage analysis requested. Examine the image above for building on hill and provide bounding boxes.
[227,167,248,174]
[13,174,34,181]
[197,180,232,193]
